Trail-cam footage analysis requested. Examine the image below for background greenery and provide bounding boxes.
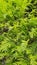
[0,0,37,65]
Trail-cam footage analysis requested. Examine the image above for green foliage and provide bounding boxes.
[0,0,37,65]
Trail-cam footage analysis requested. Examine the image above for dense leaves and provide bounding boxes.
[0,0,37,65]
